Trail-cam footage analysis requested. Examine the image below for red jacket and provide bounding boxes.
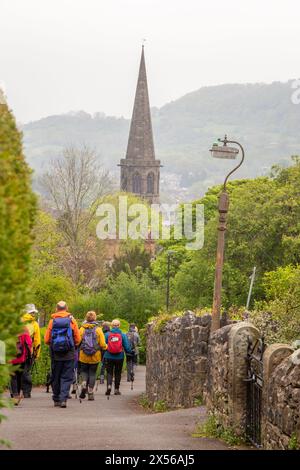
[11,331,33,364]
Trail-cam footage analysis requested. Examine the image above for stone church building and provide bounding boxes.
[119,46,161,204]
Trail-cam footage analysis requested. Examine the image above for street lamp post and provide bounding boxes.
[209,135,245,332]
[166,250,175,311]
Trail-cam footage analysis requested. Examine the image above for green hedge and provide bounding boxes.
[0,101,36,412]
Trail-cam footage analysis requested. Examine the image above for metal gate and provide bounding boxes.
[245,336,266,447]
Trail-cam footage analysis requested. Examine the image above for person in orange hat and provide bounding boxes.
[45,301,80,408]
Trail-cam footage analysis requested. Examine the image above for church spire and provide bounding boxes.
[125,46,155,161]
[119,47,161,204]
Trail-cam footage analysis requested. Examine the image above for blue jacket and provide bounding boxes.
[104,328,132,360]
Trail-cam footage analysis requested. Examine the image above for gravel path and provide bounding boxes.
[1,366,229,450]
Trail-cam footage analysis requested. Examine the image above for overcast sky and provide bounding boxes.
[1,0,299,123]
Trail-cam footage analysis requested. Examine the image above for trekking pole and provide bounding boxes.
[95,372,101,392]
[45,348,52,393]
[46,370,52,393]
[130,355,135,391]
[74,368,82,403]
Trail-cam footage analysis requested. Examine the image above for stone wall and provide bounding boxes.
[146,311,211,408]
[205,322,260,435]
[145,312,300,449]
[263,347,300,449]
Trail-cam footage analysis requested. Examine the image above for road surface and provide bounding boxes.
[1,366,229,450]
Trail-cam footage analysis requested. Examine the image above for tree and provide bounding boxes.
[29,272,76,326]
[30,209,63,274]
[0,98,36,417]
[251,265,300,343]
[41,145,112,284]
[109,244,151,278]
[83,269,163,327]
[163,158,300,312]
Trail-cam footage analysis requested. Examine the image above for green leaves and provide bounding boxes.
[0,104,36,407]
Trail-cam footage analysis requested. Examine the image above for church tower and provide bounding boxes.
[119,46,161,204]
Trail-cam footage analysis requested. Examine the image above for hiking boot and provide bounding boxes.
[79,386,87,399]
[54,401,61,407]
[88,392,95,401]
[12,396,22,406]
[114,389,121,396]
[100,375,105,385]
[60,401,67,408]
[105,386,111,396]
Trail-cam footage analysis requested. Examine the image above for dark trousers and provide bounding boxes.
[100,357,107,377]
[79,362,98,389]
[106,359,123,390]
[126,354,137,381]
[51,359,74,402]
[10,363,25,397]
[21,361,32,395]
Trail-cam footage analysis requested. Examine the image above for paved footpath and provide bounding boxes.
[1,366,230,450]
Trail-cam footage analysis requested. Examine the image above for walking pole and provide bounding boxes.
[46,370,52,393]
[74,368,82,403]
[246,266,256,310]
[130,354,135,391]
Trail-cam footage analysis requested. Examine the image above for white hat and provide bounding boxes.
[25,304,38,314]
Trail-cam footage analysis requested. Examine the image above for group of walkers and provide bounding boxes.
[10,301,140,408]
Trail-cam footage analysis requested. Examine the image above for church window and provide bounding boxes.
[147,172,155,194]
[133,173,142,194]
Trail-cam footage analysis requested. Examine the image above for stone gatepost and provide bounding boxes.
[262,344,293,448]
[205,321,259,436]
[228,322,260,435]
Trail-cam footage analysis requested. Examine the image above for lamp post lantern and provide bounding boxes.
[209,135,245,332]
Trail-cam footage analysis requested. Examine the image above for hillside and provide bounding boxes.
[23,80,300,201]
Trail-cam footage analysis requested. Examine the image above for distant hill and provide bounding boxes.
[22,80,300,201]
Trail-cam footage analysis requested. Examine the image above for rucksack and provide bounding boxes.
[16,334,31,361]
[51,317,74,353]
[16,337,25,358]
[126,331,138,351]
[81,326,99,356]
[107,332,123,354]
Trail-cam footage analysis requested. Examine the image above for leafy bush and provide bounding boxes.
[31,328,51,386]
[251,265,300,343]
[29,272,77,325]
[70,291,110,320]
[0,101,36,421]
[72,269,163,328]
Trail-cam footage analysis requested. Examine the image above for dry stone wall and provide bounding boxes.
[146,311,211,408]
[205,322,260,435]
[263,348,300,449]
[145,312,300,449]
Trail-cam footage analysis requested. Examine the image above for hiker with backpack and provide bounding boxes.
[21,304,41,398]
[78,311,107,400]
[44,301,81,408]
[10,326,33,406]
[126,323,140,383]
[103,319,132,396]
[99,321,110,384]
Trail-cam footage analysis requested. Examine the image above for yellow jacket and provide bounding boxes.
[21,313,41,358]
[79,323,107,364]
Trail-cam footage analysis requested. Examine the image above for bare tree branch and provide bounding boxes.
[40,145,112,283]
